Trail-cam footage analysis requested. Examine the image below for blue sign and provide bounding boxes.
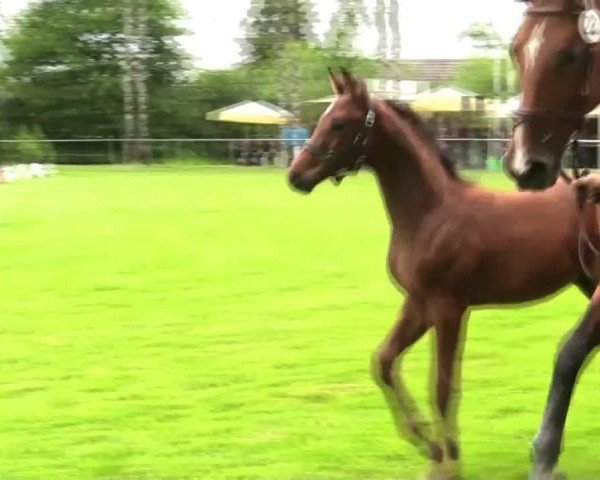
[281,127,309,147]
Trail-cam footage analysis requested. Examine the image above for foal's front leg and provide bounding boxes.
[372,296,443,461]
[429,296,468,479]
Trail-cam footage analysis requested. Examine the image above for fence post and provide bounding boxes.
[107,140,115,163]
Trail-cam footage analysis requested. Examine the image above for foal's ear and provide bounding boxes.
[327,67,343,96]
[340,67,355,89]
[353,78,368,100]
[340,67,367,100]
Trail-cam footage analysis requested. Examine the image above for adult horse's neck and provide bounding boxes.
[591,48,600,112]
[366,100,459,237]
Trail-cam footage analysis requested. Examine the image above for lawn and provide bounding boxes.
[1,166,599,480]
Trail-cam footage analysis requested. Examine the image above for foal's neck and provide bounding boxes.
[367,101,457,235]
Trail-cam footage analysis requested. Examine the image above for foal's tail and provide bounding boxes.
[576,188,600,286]
[559,170,573,184]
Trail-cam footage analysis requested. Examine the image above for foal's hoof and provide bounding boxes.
[428,442,444,463]
[419,462,461,480]
[443,460,462,479]
[445,438,460,461]
[418,468,443,480]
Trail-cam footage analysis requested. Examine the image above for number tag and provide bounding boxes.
[579,9,600,44]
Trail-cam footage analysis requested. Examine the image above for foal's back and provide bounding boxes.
[419,178,593,305]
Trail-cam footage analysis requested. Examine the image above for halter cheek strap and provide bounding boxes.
[304,97,377,186]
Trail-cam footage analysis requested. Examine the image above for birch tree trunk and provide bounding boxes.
[287,5,301,126]
[388,0,401,92]
[375,0,388,92]
[133,0,151,163]
[122,0,136,162]
[122,0,151,164]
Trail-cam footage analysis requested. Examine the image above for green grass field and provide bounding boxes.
[2,166,600,480]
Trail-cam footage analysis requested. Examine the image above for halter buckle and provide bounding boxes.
[355,155,366,169]
[365,110,376,127]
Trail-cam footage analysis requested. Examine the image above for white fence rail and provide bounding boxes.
[1,138,599,169]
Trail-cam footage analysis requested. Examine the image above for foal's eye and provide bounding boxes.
[331,121,347,131]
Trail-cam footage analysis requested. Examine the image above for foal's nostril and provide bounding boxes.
[516,161,551,191]
[287,170,313,194]
[288,170,299,184]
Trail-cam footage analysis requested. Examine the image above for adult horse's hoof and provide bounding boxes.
[529,466,564,480]
[530,431,562,480]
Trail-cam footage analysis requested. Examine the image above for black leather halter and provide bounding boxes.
[304,97,377,185]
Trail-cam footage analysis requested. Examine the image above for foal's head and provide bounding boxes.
[505,0,600,190]
[288,69,376,193]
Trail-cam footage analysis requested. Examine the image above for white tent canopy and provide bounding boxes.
[485,95,521,118]
[206,100,296,125]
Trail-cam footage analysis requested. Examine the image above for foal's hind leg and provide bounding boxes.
[372,296,442,461]
[530,288,600,480]
[429,297,468,479]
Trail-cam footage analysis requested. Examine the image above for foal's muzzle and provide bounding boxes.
[287,170,315,194]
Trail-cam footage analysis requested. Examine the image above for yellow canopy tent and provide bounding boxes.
[410,87,483,113]
[484,95,521,118]
[303,95,337,105]
[588,104,600,117]
[206,100,296,125]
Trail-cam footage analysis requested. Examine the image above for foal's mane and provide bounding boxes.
[383,100,464,182]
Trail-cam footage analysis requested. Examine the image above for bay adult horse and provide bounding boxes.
[288,68,596,478]
[505,0,600,190]
[505,1,600,478]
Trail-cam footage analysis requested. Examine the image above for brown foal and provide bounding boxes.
[288,69,596,478]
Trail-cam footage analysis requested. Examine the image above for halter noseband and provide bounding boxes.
[304,97,377,185]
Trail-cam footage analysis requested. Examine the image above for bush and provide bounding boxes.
[4,126,57,164]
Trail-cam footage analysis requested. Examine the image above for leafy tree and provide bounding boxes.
[4,126,57,164]
[240,0,318,63]
[456,22,516,99]
[325,0,370,55]
[0,0,188,140]
[191,43,380,158]
[453,56,517,98]
[459,22,503,53]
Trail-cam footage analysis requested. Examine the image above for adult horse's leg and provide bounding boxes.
[371,296,443,461]
[430,297,468,479]
[530,289,600,480]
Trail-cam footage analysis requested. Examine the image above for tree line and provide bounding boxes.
[0,0,512,163]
